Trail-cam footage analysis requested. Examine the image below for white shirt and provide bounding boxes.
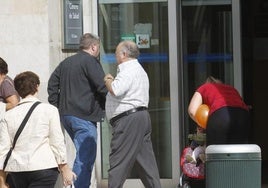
[0,96,67,172]
[105,59,149,121]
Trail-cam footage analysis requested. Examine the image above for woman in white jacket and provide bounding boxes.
[0,71,75,188]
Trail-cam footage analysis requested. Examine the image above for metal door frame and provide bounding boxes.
[94,0,242,187]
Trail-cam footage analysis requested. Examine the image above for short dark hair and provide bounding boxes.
[79,33,100,50]
[14,71,40,98]
[0,57,8,74]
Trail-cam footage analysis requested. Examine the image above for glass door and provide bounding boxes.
[98,0,171,187]
[181,0,242,143]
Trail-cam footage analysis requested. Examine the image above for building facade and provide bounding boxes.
[1,0,267,187]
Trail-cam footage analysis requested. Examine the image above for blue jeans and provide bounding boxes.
[61,115,97,188]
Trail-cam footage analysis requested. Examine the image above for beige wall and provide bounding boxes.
[0,0,50,101]
[0,0,98,100]
[0,0,99,187]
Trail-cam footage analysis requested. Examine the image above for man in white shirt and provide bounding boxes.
[104,40,161,188]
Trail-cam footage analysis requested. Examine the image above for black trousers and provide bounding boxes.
[206,107,250,146]
[108,110,161,188]
[8,168,58,188]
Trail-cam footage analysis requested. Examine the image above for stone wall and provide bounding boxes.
[0,0,50,101]
[0,0,99,187]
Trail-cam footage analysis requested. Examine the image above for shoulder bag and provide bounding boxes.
[3,101,41,170]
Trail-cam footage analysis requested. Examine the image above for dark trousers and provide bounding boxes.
[108,110,161,188]
[206,107,250,145]
[8,168,58,188]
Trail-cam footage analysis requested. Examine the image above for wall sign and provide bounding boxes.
[63,0,83,50]
[121,34,136,42]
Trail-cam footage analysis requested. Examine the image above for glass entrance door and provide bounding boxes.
[181,0,242,141]
[98,0,171,187]
[96,0,242,187]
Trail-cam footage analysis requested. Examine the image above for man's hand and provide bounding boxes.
[104,74,114,83]
[104,74,115,95]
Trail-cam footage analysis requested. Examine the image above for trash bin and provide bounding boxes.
[205,144,261,188]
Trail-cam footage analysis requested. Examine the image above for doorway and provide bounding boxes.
[98,0,175,187]
[181,1,235,141]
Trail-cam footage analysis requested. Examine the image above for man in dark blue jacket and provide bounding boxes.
[47,33,107,188]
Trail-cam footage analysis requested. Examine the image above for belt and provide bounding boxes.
[110,107,147,125]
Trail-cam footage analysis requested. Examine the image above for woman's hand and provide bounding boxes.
[0,171,9,188]
[0,182,9,188]
[59,164,76,186]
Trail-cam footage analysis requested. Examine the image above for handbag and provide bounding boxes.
[3,101,41,170]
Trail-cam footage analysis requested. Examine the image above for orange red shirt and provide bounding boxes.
[197,83,249,115]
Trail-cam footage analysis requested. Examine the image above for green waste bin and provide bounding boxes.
[206,144,261,188]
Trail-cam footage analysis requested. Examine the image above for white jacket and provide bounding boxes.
[0,96,67,172]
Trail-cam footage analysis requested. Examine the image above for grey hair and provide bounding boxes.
[120,40,140,58]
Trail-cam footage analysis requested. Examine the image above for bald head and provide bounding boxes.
[116,40,140,59]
